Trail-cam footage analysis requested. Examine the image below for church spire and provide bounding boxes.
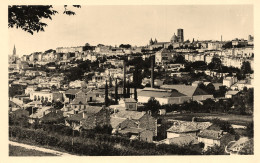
[13,45,16,56]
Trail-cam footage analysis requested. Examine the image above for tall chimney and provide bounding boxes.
[123,60,126,97]
[151,55,154,88]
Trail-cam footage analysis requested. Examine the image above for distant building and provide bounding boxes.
[177,29,184,42]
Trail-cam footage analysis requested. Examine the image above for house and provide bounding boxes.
[65,105,110,130]
[68,91,88,110]
[29,106,52,124]
[111,111,157,142]
[160,85,214,101]
[118,98,137,111]
[138,88,190,105]
[198,129,234,150]
[164,135,199,146]
[40,109,64,124]
[155,48,174,65]
[166,120,212,139]
[225,90,239,98]
[223,76,238,88]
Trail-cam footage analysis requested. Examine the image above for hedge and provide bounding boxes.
[9,125,201,155]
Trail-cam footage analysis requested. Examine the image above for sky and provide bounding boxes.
[8,5,253,56]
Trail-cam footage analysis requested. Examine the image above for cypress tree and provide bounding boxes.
[126,80,130,98]
[105,80,109,106]
[134,86,137,101]
[115,78,118,104]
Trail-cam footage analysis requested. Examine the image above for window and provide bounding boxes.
[129,104,133,109]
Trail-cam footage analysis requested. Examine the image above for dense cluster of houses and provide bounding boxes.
[8,33,254,152]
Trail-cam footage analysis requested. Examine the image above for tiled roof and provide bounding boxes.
[65,89,81,95]
[167,121,212,133]
[226,91,239,95]
[41,111,64,122]
[66,112,85,121]
[124,98,137,103]
[168,135,199,146]
[138,89,185,98]
[161,84,209,97]
[113,111,144,120]
[70,97,88,105]
[118,127,145,134]
[198,129,223,140]
[85,106,103,114]
[110,117,127,128]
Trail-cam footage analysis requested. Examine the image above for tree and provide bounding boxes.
[134,87,138,102]
[174,55,186,64]
[8,5,81,35]
[126,80,130,98]
[222,41,232,49]
[246,122,254,138]
[241,61,252,75]
[144,97,161,115]
[206,83,215,94]
[115,78,118,104]
[208,57,222,71]
[211,118,235,134]
[105,80,109,107]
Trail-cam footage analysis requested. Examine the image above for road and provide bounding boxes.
[9,141,74,156]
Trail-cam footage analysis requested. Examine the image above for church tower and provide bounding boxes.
[13,45,16,56]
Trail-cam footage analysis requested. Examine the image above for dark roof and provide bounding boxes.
[85,106,103,114]
[118,127,145,134]
[124,98,137,103]
[41,111,64,122]
[138,89,186,98]
[71,97,88,105]
[167,121,212,133]
[110,117,127,129]
[65,89,81,95]
[198,129,223,140]
[161,85,210,97]
[113,111,145,120]
[66,112,85,121]
[168,135,199,146]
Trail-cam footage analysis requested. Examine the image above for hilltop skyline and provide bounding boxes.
[9,5,253,56]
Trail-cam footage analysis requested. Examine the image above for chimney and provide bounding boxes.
[151,55,154,88]
[83,111,85,118]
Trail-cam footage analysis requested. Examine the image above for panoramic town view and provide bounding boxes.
[8,5,254,156]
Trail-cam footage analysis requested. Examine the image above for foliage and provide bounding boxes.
[119,44,131,49]
[211,118,235,134]
[203,145,225,155]
[144,97,161,115]
[105,81,109,107]
[9,85,25,97]
[9,126,202,155]
[241,61,252,75]
[174,55,186,64]
[8,5,81,34]
[246,122,253,138]
[208,57,222,70]
[134,87,137,101]
[115,79,119,104]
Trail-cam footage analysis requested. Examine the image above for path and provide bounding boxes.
[9,141,74,156]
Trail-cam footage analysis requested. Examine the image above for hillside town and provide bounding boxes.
[9,28,254,155]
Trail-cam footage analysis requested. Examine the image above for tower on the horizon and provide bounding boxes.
[177,29,184,42]
[13,45,16,56]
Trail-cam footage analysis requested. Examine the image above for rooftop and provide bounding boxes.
[198,129,224,140]
[167,121,212,133]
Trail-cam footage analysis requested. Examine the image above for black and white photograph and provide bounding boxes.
[6,4,255,158]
